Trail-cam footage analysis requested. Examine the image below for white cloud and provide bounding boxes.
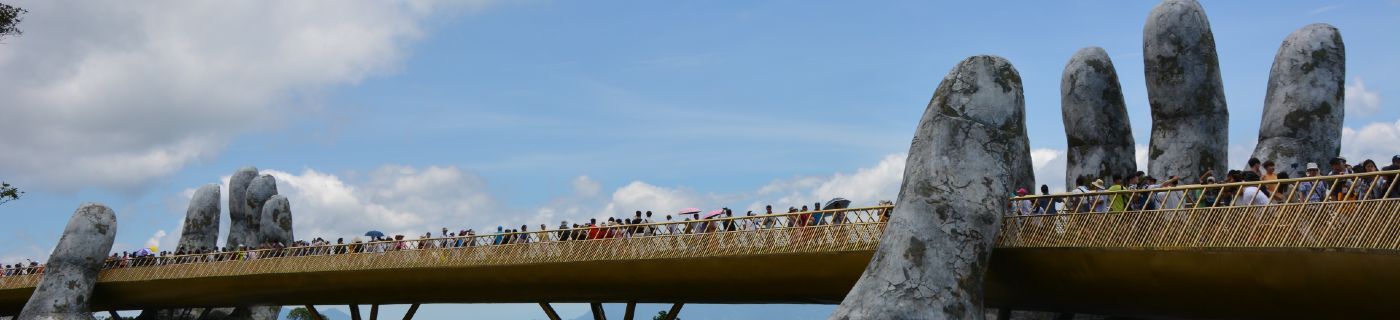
[1030,148,1067,193]
[572,176,601,197]
[599,181,702,219]
[747,154,906,212]
[262,165,502,240]
[0,0,478,192]
[148,154,911,245]
[144,230,167,250]
[1341,119,1400,163]
[1345,77,1382,116]
[1135,144,1150,171]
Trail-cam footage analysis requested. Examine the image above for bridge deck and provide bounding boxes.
[1,171,1397,318]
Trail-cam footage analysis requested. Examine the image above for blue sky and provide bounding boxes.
[1,1,1397,318]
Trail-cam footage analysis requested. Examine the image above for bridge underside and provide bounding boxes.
[985,247,1400,319]
[0,251,874,315]
[3,248,1396,318]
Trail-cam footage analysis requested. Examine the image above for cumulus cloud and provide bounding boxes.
[264,165,503,240]
[144,230,167,250]
[1345,77,1382,116]
[1341,119,1400,162]
[1030,148,1067,193]
[148,154,925,244]
[0,0,475,192]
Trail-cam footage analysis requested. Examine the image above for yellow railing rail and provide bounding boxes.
[0,206,893,289]
[1007,170,1399,215]
[1000,170,1399,249]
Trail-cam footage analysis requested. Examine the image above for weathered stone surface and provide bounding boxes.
[1143,0,1229,183]
[832,55,1033,319]
[18,203,117,320]
[180,184,222,251]
[258,195,293,246]
[1062,47,1137,189]
[232,174,281,320]
[243,174,278,247]
[1252,23,1345,178]
[137,184,221,320]
[227,167,259,249]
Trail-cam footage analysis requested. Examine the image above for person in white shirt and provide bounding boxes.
[1234,172,1271,206]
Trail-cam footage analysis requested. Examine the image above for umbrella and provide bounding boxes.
[135,248,153,257]
[703,209,725,219]
[823,198,852,210]
[678,208,701,215]
[364,230,385,238]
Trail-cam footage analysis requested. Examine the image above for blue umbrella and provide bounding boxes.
[364,230,385,238]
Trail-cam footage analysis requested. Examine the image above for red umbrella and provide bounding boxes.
[703,209,725,219]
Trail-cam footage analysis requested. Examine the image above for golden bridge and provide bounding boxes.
[1,171,1397,319]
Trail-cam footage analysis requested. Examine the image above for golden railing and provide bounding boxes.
[0,206,893,290]
[1000,170,1400,249]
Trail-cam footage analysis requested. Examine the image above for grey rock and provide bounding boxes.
[1062,47,1138,189]
[258,195,294,246]
[1252,24,1345,178]
[137,184,221,320]
[180,184,222,251]
[1143,0,1229,183]
[832,55,1033,319]
[232,175,281,320]
[243,174,279,247]
[222,306,280,320]
[226,167,259,249]
[18,203,117,320]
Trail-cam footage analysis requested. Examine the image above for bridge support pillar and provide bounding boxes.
[589,303,606,320]
[109,310,121,320]
[305,305,320,319]
[663,303,683,320]
[349,304,362,320]
[539,303,562,320]
[624,302,636,320]
[370,304,379,320]
[403,304,420,320]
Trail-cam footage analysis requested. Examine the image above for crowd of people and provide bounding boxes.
[1,199,892,276]
[1013,155,1400,215]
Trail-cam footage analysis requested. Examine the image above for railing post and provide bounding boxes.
[305,305,321,320]
[663,304,683,320]
[590,302,607,320]
[539,303,563,320]
[403,304,419,320]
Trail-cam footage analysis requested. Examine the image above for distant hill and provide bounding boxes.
[279,307,352,320]
[569,304,835,320]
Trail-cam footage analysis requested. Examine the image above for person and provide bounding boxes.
[1359,159,1388,199]
[1013,188,1034,215]
[1157,176,1185,210]
[1090,179,1109,212]
[762,205,776,229]
[1233,171,1270,206]
[1107,175,1130,212]
[1295,163,1328,203]
[1246,157,1262,175]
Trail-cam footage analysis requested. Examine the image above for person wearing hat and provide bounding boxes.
[1013,188,1033,215]
[1295,163,1327,203]
[1090,178,1110,213]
